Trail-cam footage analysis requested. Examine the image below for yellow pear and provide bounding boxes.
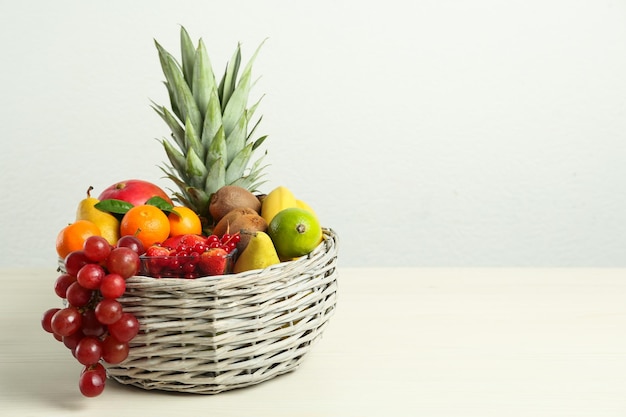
[233,231,280,273]
[76,186,120,245]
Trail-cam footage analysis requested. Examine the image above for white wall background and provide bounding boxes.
[1,0,626,268]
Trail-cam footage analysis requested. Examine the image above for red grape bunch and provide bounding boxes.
[41,235,144,397]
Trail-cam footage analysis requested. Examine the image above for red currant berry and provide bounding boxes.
[193,243,207,254]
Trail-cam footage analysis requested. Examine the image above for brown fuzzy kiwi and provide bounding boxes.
[212,207,259,236]
[213,209,268,253]
[209,185,262,222]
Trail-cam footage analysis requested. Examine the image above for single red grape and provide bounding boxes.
[83,235,111,262]
[116,235,145,255]
[51,307,82,337]
[101,335,130,364]
[82,362,107,381]
[54,274,76,299]
[66,281,93,307]
[108,312,139,342]
[76,263,105,290]
[81,310,106,337]
[62,329,85,351]
[41,308,61,333]
[106,247,140,279]
[64,250,90,276]
[94,299,123,325]
[79,368,105,397]
[75,336,103,366]
[100,273,126,299]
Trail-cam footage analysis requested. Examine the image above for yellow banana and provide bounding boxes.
[261,186,297,224]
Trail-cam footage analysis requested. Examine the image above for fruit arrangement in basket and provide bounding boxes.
[40,27,338,397]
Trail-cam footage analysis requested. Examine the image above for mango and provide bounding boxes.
[261,186,297,224]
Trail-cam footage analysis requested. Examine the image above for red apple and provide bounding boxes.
[98,179,172,207]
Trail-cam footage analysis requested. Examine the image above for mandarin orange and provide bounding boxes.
[168,206,202,237]
[120,205,170,249]
[56,220,102,259]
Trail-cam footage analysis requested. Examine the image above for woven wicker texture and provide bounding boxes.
[106,228,339,394]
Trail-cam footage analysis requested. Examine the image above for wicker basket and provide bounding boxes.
[104,228,339,394]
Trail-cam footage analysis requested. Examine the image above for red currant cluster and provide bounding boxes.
[142,233,240,278]
[41,235,145,397]
[209,233,240,253]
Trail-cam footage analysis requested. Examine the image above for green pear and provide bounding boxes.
[233,231,280,273]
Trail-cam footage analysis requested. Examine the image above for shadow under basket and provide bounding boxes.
[106,228,339,394]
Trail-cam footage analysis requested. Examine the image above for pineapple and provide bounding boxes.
[152,27,268,226]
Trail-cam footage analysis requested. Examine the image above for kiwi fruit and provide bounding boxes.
[212,207,259,236]
[209,185,261,223]
[213,208,268,253]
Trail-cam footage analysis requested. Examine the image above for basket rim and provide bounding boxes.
[125,227,338,284]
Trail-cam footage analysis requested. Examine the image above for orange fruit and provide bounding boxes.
[120,205,170,249]
[168,206,202,237]
[56,220,102,259]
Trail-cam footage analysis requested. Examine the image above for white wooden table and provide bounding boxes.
[2,268,626,416]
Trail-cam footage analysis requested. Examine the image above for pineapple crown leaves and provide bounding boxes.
[152,26,269,218]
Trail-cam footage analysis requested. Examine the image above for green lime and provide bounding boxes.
[268,207,323,259]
